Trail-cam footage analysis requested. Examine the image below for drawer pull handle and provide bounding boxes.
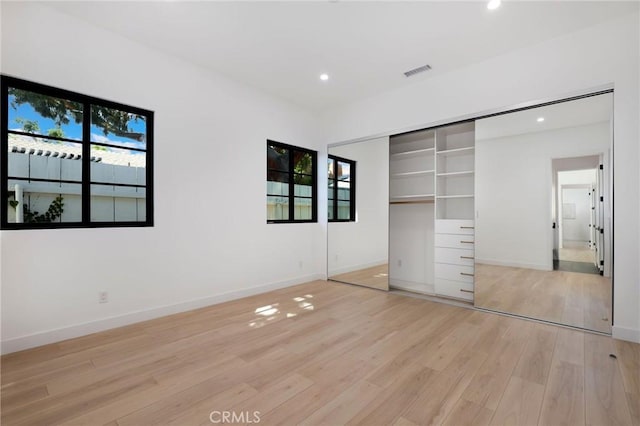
[460,272,475,277]
[460,256,475,260]
[460,289,475,293]
[460,226,475,229]
[460,241,474,244]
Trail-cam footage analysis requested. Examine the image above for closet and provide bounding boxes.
[389,121,475,302]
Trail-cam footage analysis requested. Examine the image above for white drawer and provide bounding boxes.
[435,247,475,266]
[435,278,474,301]
[435,219,475,235]
[435,263,474,283]
[435,233,475,249]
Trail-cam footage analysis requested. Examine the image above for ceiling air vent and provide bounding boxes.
[404,64,432,78]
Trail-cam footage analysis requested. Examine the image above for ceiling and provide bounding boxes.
[47,1,637,111]
[475,92,612,141]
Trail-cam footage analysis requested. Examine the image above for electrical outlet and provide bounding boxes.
[99,291,108,304]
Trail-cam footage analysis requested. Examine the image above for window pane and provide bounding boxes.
[294,173,313,186]
[267,195,289,220]
[267,142,316,223]
[337,182,350,201]
[90,105,147,150]
[338,161,351,181]
[328,199,334,220]
[267,171,289,196]
[90,145,145,189]
[7,88,83,141]
[7,134,83,181]
[91,184,146,222]
[267,144,289,172]
[327,158,335,179]
[294,197,312,220]
[328,182,335,200]
[295,182,313,197]
[294,151,313,175]
[338,201,351,220]
[7,179,81,223]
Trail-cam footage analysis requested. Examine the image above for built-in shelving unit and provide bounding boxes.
[437,170,474,177]
[389,128,437,295]
[389,129,436,201]
[391,147,435,157]
[388,120,475,302]
[435,121,475,220]
[437,194,474,199]
[391,170,435,178]
[436,146,475,156]
[434,121,475,302]
[390,194,435,200]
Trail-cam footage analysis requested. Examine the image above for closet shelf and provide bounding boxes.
[436,146,474,156]
[391,147,435,157]
[437,170,474,177]
[390,194,435,203]
[436,194,474,199]
[391,170,435,178]
[390,200,435,205]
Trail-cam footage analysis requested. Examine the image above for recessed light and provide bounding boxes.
[320,73,329,81]
[487,0,501,10]
[537,117,545,123]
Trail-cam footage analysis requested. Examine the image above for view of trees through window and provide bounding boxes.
[328,155,355,221]
[2,76,153,229]
[267,140,317,223]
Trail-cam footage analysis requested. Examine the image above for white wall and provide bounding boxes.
[322,12,640,342]
[475,122,609,271]
[328,137,389,275]
[558,169,597,186]
[0,2,326,353]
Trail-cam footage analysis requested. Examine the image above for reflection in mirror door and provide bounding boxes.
[474,93,613,333]
[327,137,389,291]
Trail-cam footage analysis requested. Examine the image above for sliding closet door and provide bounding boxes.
[327,137,389,291]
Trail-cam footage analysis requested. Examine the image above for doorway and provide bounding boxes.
[552,158,607,276]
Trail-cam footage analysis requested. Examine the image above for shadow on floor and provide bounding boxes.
[553,259,601,275]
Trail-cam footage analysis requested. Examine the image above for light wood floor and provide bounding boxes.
[559,246,595,263]
[329,264,389,290]
[2,280,637,426]
[475,263,611,334]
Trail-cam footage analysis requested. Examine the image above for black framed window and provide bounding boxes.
[267,140,317,223]
[1,75,153,229]
[328,155,356,222]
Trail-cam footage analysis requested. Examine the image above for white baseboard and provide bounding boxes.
[475,258,552,271]
[328,259,387,276]
[612,325,640,343]
[1,273,324,355]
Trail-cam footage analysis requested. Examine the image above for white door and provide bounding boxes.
[561,187,591,248]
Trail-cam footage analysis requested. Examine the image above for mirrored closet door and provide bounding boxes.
[474,92,613,333]
[327,137,389,290]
